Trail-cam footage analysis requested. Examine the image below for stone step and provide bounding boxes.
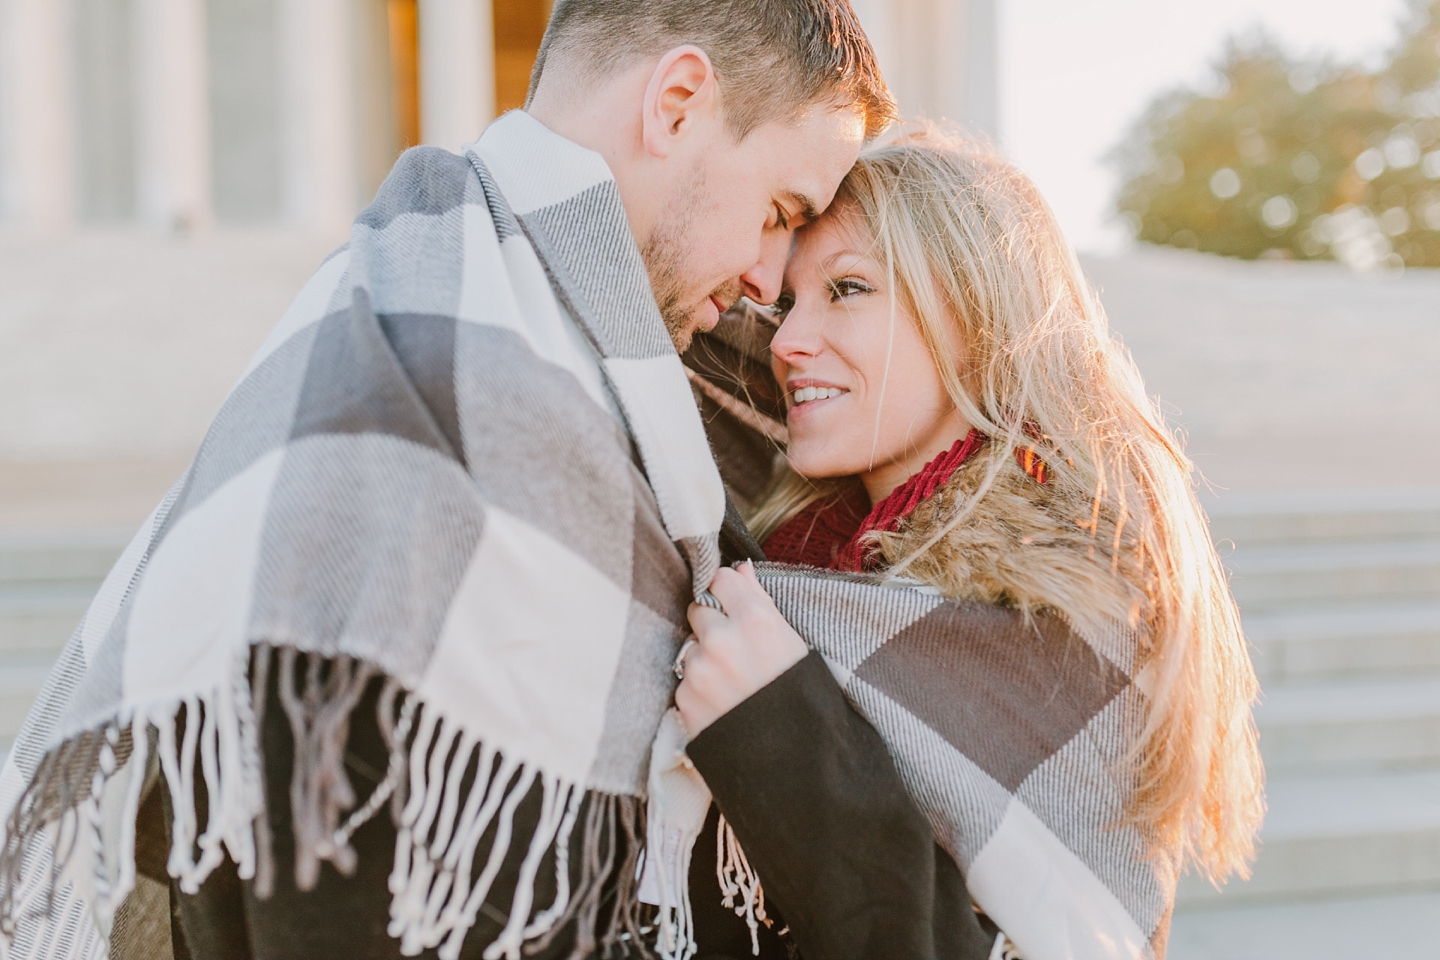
[1226,539,1440,610]
[1177,769,1440,906]
[1206,488,1440,547]
[0,529,130,587]
[0,586,92,656]
[0,531,122,664]
[1168,888,1440,960]
[1246,600,1440,682]
[0,532,122,753]
[1256,676,1440,773]
[0,655,62,745]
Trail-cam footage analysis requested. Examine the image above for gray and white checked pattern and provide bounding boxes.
[0,111,725,960]
[754,563,1174,960]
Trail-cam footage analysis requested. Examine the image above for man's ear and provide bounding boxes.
[641,45,719,159]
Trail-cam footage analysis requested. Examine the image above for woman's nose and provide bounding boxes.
[768,302,824,366]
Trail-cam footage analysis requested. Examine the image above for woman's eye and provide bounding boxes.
[770,293,795,319]
[829,278,873,301]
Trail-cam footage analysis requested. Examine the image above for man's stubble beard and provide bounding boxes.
[640,162,740,354]
[641,214,696,353]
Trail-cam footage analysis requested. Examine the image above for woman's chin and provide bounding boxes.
[786,445,861,481]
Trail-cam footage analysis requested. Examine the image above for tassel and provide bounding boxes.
[436,764,535,959]
[715,816,768,956]
[484,776,571,960]
[643,710,711,960]
[989,931,1024,960]
[333,687,414,854]
[249,644,275,898]
[81,731,112,912]
[277,649,377,889]
[423,748,516,946]
[606,795,647,953]
[108,716,150,913]
[520,783,582,942]
[523,793,614,959]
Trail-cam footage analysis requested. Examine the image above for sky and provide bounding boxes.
[1001,0,1412,252]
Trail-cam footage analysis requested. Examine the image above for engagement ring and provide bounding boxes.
[673,637,698,681]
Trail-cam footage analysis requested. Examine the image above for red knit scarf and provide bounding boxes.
[763,429,1047,572]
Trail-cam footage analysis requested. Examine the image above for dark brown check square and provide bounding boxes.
[854,601,1131,792]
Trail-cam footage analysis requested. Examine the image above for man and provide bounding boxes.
[0,3,899,959]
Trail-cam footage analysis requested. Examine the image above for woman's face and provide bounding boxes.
[770,209,969,503]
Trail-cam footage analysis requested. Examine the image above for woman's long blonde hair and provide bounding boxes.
[752,124,1263,885]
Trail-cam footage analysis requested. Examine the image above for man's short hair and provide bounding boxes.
[528,0,895,141]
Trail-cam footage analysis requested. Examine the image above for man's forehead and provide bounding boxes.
[761,106,865,214]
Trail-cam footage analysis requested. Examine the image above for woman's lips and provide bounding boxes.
[786,381,850,417]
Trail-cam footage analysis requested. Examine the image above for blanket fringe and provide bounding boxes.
[384,706,646,960]
[276,646,377,889]
[0,645,650,960]
[646,813,698,960]
[716,815,767,957]
[0,733,105,935]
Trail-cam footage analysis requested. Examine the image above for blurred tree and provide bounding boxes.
[1112,0,1440,268]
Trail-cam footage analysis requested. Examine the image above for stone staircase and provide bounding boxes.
[0,529,130,755]
[1175,488,1440,930]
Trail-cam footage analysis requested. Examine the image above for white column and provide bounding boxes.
[849,0,897,95]
[950,0,998,139]
[419,0,495,152]
[852,0,942,125]
[133,0,213,230]
[0,0,75,228]
[279,0,358,232]
[850,0,999,142]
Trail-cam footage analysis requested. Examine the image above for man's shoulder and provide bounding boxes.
[359,145,483,230]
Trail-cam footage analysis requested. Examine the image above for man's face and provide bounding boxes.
[643,105,865,353]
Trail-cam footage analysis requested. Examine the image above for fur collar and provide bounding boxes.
[871,447,1151,636]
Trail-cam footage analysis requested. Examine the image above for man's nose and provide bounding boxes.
[739,230,789,306]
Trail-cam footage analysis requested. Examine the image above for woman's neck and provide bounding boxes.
[858,412,971,505]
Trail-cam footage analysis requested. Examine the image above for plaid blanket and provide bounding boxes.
[753,564,1174,960]
[0,111,723,960]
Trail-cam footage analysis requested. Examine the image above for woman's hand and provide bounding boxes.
[675,561,809,738]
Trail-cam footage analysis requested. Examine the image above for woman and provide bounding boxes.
[674,127,1264,960]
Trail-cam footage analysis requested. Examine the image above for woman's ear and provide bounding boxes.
[641,45,719,159]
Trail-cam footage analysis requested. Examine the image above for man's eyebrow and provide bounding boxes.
[785,191,821,224]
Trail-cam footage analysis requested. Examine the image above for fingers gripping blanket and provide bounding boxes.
[0,112,725,960]
[752,564,1177,960]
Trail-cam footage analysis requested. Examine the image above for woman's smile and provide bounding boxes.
[786,378,850,414]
